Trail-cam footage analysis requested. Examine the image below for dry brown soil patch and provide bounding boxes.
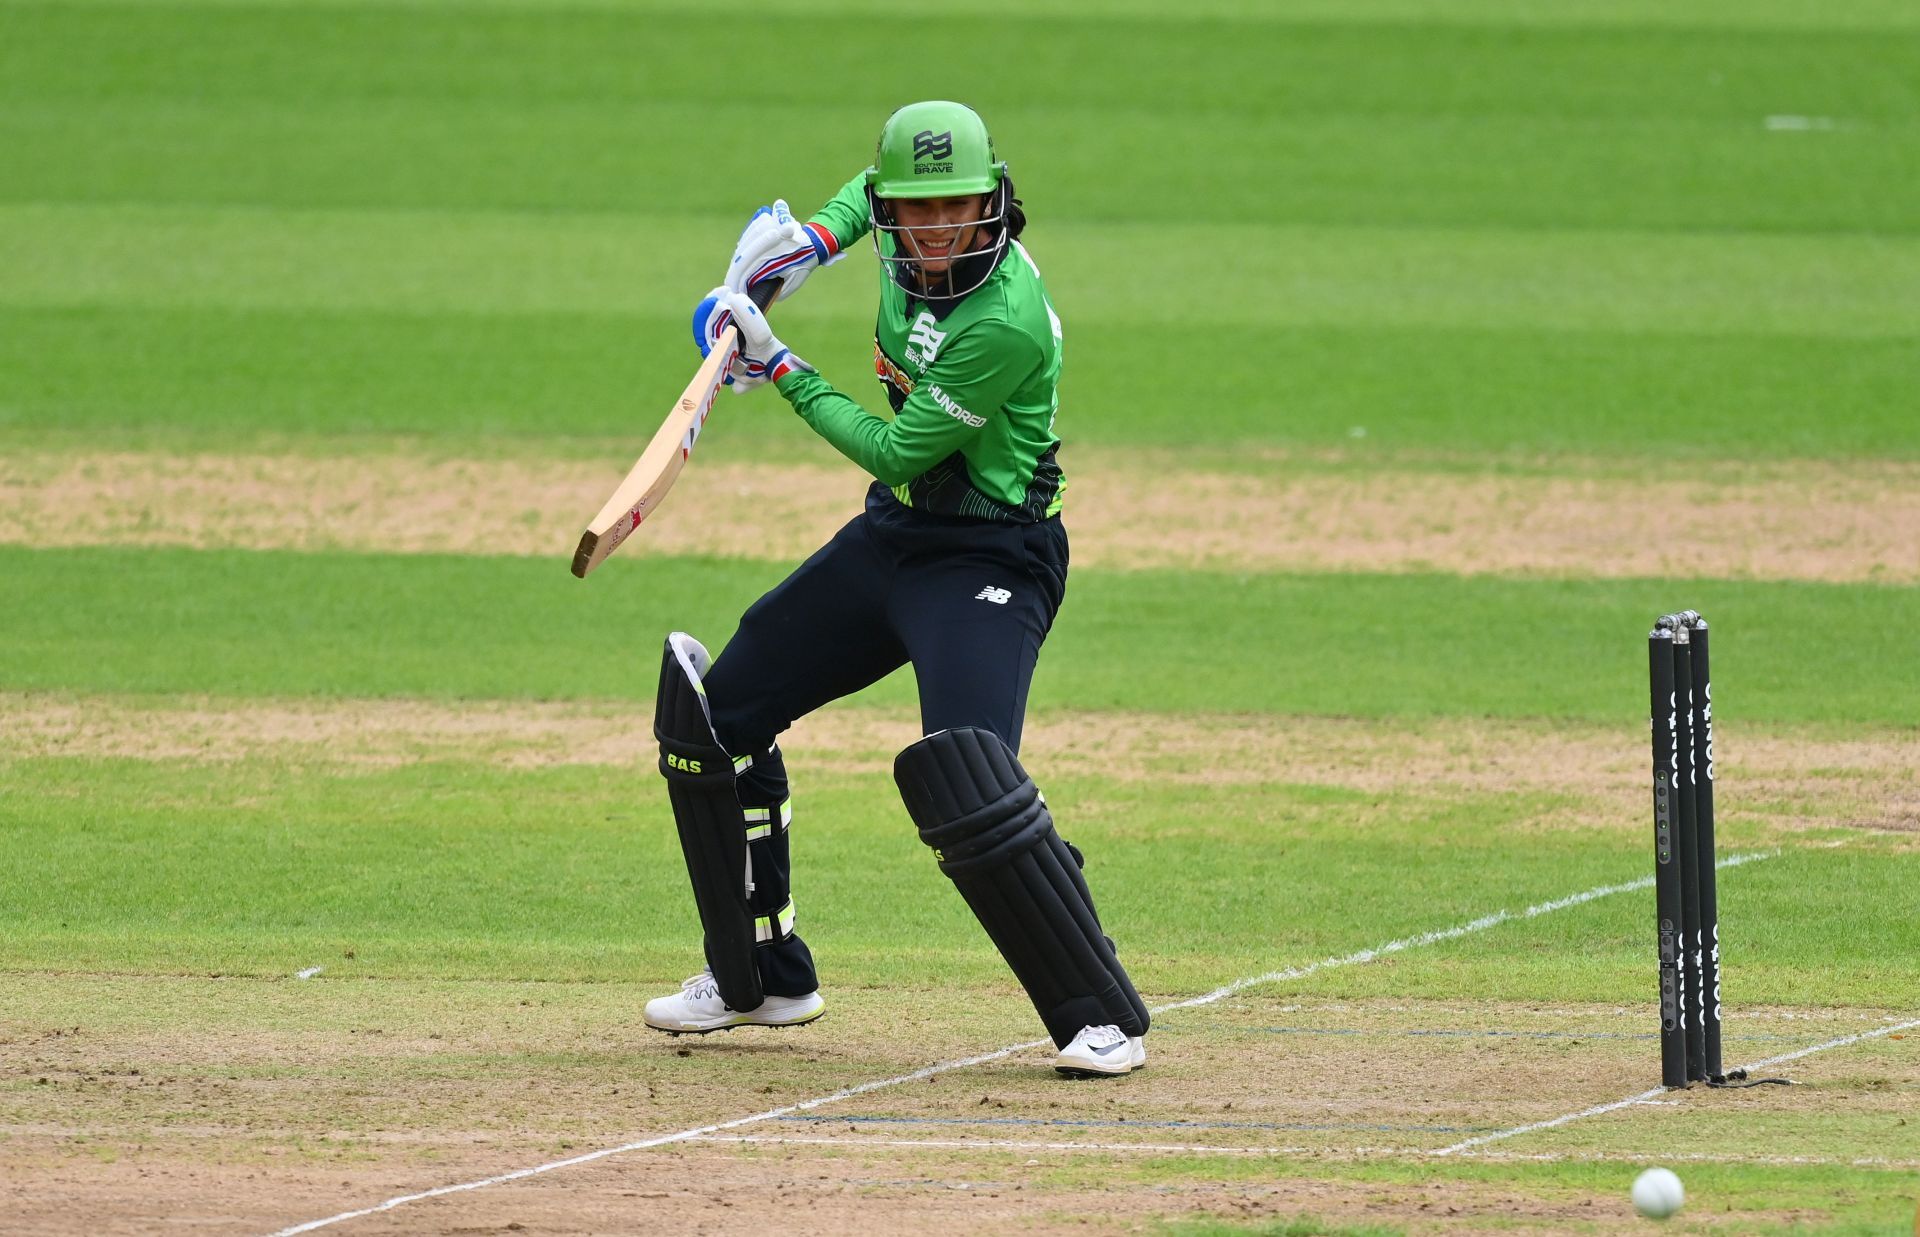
[6,985,1910,1236]
[6,448,1919,581]
[0,1139,1681,1237]
[7,691,1914,839]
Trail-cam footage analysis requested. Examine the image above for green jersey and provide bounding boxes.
[774,173,1067,523]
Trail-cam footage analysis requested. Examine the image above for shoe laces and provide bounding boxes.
[1076,1023,1125,1048]
[680,970,719,1000]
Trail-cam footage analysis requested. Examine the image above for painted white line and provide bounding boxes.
[691,1133,1334,1157]
[262,1037,1049,1236]
[691,1133,1920,1171]
[1432,1017,1920,1157]
[1460,1148,1920,1169]
[1155,850,1773,1017]
[1735,1017,1920,1074]
[1429,1087,1667,1157]
[294,967,324,981]
[262,851,1777,1235]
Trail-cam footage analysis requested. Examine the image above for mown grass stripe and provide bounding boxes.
[10,3,1919,123]
[7,306,1918,457]
[3,0,1910,23]
[17,0,1920,31]
[9,101,1918,236]
[4,545,1916,723]
[4,205,1916,340]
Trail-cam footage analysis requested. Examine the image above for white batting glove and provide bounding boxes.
[690,288,746,386]
[725,200,841,302]
[715,287,809,392]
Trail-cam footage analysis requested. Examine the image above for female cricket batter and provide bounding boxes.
[642,101,1150,1076]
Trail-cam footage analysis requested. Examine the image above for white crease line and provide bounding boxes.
[262,1038,1049,1236]
[690,1133,1339,1157]
[1155,850,1773,1017]
[262,851,1776,1236]
[1432,1017,1920,1157]
[1460,1148,1920,1169]
[692,1134,1920,1170]
[1429,1087,1667,1157]
[1736,1017,1920,1074]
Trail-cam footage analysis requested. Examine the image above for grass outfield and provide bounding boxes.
[6,752,1917,1002]
[5,546,1917,721]
[8,304,1920,458]
[3,0,1918,1232]
[7,2,1919,232]
[4,0,1919,462]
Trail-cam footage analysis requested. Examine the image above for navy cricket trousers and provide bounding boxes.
[701,484,1070,996]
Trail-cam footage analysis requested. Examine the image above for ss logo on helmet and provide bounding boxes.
[913,130,954,161]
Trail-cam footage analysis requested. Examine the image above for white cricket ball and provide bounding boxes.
[1631,1167,1685,1219]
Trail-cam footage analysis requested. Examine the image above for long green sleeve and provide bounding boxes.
[777,319,1043,489]
[807,173,873,255]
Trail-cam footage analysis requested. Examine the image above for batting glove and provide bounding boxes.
[690,289,745,386]
[715,287,810,392]
[725,200,841,302]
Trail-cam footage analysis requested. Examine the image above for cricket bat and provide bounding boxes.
[570,280,779,578]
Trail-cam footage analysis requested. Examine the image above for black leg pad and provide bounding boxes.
[655,632,763,1013]
[894,727,1149,1048]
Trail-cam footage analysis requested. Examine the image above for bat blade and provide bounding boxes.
[570,326,739,579]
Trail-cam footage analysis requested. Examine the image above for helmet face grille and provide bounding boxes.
[866,178,1014,304]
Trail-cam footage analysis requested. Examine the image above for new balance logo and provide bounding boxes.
[974,587,1012,605]
[913,129,954,161]
[905,312,946,366]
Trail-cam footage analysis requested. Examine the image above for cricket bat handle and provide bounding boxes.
[718,276,780,368]
[744,276,778,321]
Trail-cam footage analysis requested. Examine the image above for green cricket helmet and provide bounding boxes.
[868,100,1004,198]
[864,100,1019,303]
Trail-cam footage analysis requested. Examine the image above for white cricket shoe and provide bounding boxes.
[642,969,824,1035]
[1054,1024,1147,1077]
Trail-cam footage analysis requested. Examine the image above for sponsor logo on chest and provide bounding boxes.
[904,311,947,369]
